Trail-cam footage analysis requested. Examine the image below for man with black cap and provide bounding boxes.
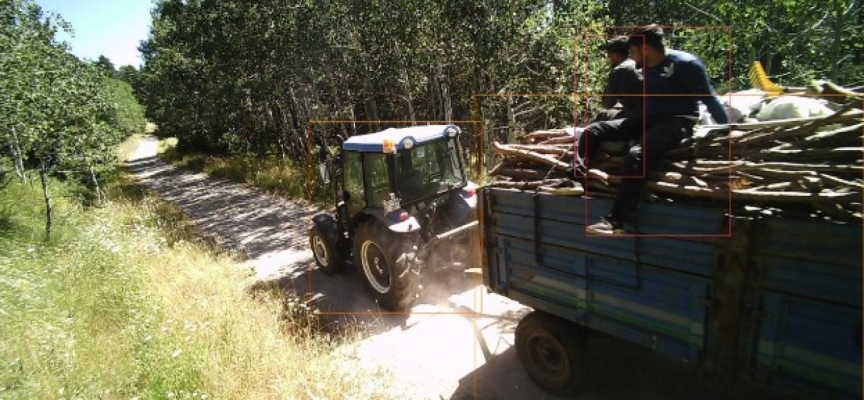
[591,36,643,122]
[578,24,729,235]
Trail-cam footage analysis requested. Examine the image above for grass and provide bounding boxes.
[0,136,411,399]
[158,139,330,205]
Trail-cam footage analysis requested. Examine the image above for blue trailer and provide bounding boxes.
[479,187,862,398]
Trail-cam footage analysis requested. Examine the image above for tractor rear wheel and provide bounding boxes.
[353,221,419,311]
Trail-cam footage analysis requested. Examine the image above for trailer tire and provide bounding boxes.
[353,221,419,311]
[515,311,588,396]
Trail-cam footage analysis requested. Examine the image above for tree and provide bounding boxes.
[1,0,136,235]
[94,54,117,77]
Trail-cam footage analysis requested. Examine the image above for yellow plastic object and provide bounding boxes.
[382,139,396,153]
[748,61,784,98]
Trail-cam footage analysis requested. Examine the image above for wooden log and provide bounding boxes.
[647,181,860,205]
[803,122,864,144]
[736,104,863,145]
[508,144,574,157]
[491,141,570,171]
[489,179,566,190]
[720,110,864,131]
[540,135,577,145]
[669,161,863,175]
[815,80,864,103]
[522,130,571,142]
[819,173,864,188]
[492,167,565,181]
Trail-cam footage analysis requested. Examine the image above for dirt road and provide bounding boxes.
[127,137,784,400]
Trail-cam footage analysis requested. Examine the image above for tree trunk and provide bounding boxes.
[402,71,416,124]
[289,87,308,159]
[829,0,846,81]
[430,71,441,120]
[11,126,27,183]
[441,66,453,124]
[347,87,358,137]
[362,77,381,131]
[89,164,104,205]
[39,163,52,238]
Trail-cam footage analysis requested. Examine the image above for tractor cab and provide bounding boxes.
[310,125,478,311]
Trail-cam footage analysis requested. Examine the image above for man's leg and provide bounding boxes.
[588,117,694,234]
[575,118,640,174]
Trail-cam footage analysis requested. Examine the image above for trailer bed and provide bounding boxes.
[480,187,862,398]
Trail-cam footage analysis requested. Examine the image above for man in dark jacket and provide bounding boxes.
[579,24,729,235]
[591,36,643,122]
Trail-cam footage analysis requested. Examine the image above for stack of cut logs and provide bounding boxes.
[489,101,864,221]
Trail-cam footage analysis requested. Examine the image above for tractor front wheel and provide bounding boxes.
[309,224,344,275]
[353,222,419,311]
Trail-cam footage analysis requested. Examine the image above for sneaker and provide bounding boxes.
[586,217,625,235]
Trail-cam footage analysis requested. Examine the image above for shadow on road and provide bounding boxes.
[449,329,799,400]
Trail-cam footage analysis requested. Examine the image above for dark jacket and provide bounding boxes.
[642,49,729,124]
[602,59,643,119]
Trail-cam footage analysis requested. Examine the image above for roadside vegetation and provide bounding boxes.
[0,139,410,399]
[135,0,864,174]
[1,2,408,396]
[157,138,331,205]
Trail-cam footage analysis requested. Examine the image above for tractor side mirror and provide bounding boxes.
[319,163,331,184]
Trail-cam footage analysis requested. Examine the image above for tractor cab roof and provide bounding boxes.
[342,124,460,152]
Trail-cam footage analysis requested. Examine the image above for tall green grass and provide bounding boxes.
[0,161,410,398]
[0,179,204,398]
[158,140,331,205]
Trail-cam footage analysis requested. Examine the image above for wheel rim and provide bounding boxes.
[527,333,569,382]
[312,236,328,267]
[361,240,391,293]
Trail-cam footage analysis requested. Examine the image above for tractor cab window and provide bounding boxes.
[395,138,464,203]
[343,151,365,217]
[363,153,392,208]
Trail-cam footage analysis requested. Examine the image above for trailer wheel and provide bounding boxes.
[353,221,419,311]
[309,224,344,275]
[515,311,588,396]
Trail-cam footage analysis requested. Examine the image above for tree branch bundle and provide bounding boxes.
[488,96,864,221]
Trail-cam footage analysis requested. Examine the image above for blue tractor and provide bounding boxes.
[309,125,478,311]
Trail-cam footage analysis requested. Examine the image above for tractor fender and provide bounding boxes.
[446,181,478,224]
[311,213,342,247]
[363,208,422,233]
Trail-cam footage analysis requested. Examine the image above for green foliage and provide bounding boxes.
[136,0,861,173]
[159,138,329,205]
[93,54,117,78]
[103,77,147,135]
[607,0,864,89]
[137,0,612,161]
[1,0,147,177]
[0,179,203,398]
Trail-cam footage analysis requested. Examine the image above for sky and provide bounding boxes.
[37,0,154,68]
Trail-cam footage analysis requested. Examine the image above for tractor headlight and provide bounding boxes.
[402,137,415,149]
[445,126,459,138]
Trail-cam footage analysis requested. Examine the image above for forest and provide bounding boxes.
[3,0,863,193]
[130,0,863,167]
